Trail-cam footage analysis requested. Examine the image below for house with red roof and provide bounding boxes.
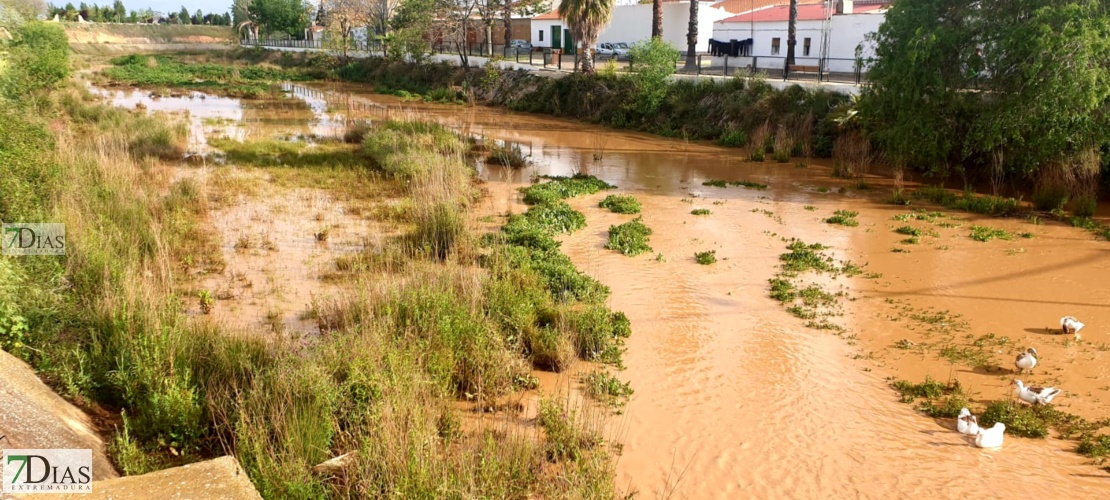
[710,0,890,73]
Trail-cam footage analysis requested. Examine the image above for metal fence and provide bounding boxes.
[242,38,872,84]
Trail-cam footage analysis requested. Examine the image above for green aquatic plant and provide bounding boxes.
[695,250,717,265]
[605,217,654,257]
[824,209,859,227]
[598,194,642,214]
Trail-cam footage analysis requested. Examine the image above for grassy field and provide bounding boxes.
[2,23,631,497]
[62,23,235,43]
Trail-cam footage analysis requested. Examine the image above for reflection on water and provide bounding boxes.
[93,81,1110,498]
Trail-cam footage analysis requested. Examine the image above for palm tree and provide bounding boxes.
[683,0,698,71]
[559,0,615,73]
[652,0,662,38]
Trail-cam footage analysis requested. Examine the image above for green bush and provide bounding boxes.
[695,250,717,265]
[627,38,680,116]
[598,194,642,214]
[716,129,746,147]
[979,400,1048,438]
[3,22,70,98]
[521,175,616,205]
[605,217,654,256]
[824,210,859,227]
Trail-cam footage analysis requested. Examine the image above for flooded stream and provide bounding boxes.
[94,82,1110,498]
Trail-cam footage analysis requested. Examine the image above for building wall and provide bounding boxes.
[532,3,731,52]
[491,18,533,45]
[711,11,884,72]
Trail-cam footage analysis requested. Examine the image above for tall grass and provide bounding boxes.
[3,73,621,497]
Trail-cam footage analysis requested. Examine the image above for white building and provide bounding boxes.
[711,0,889,73]
[531,2,732,54]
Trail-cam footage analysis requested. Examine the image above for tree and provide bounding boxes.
[193,8,203,24]
[785,0,797,71]
[112,0,125,21]
[387,0,435,60]
[178,5,190,24]
[248,0,310,37]
[322,0,369,60]
[861,0,1110,195]
[3,0,46,20]
[650,0,660,38]
[369,0,400,37]
[558,0,613,73]
[683,0,697,70]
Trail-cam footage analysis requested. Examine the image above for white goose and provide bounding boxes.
[1015,348,1037,374]
[957,408,979,435]
[975,422,1005,448]
[1012,379,1061,405]
[1060,316,1085,336]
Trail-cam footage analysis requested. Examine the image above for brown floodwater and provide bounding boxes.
[96,80,1110,497]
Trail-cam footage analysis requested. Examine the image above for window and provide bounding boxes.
[771,38,781,55]
[539,30,544,42]
[803,37,812,56]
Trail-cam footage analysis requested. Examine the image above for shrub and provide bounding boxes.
[979,400,1048,438]
[3,22,70,98]
[1032,186,1069,211]
[486,144,529,168]
[716,129,746,148]
[598,194,642,214]
[605,217,653,256]
[412,201,467,260]
[695,250,717,265]
[1070,195,1097,218]
[824,210,859,227]
[627,38,680,116]
[521,175,615,205]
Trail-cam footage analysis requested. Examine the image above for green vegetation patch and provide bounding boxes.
[102,54,315,97]
[605,217,654,256]
[702,179,769,190]
[969,225,1014,242]
[690,208,712,215]
[208,137,361,168]
[913,186,1020,217]
[598,194,642,214]
[582,371,634,409]
[824,209,859,227]
[695,250,717,265]
[522,175,616,205]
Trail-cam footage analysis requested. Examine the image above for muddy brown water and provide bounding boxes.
[94,81,1110,497]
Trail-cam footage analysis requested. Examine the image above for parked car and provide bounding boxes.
[509,39,532,52]
[597,42,631,59]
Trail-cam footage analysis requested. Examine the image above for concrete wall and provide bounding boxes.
[711,11,884,73]
[532,3,731,53]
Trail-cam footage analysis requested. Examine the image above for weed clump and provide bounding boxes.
[824,209,859,227]
[605,217,653,256]
[913,186,1020,216]
[486,143,529,168]
[695,250,717,265]
[583,371,634,408]
[598,194,642,214]
[522,175,615,205]
[690,208,712,215]
[969,225,1013,242]
[703,179,769,190]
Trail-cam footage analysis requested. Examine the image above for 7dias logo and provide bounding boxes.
[3,449,92,494]
[2,223,66,256]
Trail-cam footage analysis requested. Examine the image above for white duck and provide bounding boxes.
[1060,316,1085,336]
[975,422,1005,448]
[1012,379,1061,405]
[1015,348,1037,374]
[957,408,979,435]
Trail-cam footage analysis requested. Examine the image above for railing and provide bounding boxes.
[241,39,872,84]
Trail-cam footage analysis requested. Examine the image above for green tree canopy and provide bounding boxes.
[861,0,1110,188]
